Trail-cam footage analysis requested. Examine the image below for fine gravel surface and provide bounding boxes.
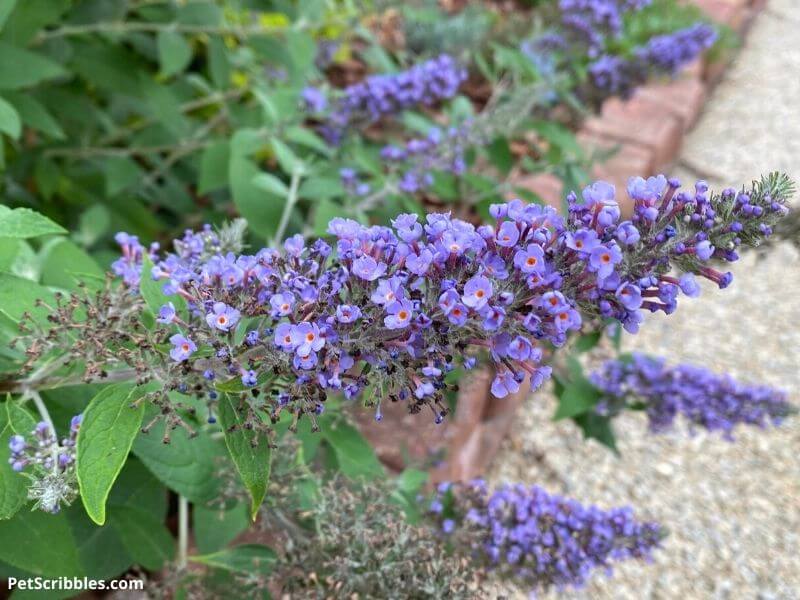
[489,3,800,599]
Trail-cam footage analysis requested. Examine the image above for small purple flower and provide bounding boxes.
[615,221,641,245]
[302,86,327,113]
[169,334,196,362]
[582,180,615,206]
[371,277,404,306]
[589,244,622,278]
[352,256,387,281]
[696,240,715,260]
[615,282,643,310]
[679,273,701,297]
[447,303,469,326]
[491,370,520,398]
[384,299,414,330]
[157,302,176,324]
[462,275,493,309]
[496,221,520,247]
[206,302,240,332]
[274,323,296,351]
[241,370,257,387]
[284,234,305,257]
[270,293,295,317]
[406,248,433,275]
[553,308,581,333]
[565,229,600,253]
[507,335,534,360]
[336,304,362,323]
[513,244,546,274]
[291,322,325,357]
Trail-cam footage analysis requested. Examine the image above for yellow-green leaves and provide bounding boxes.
[0,399,36,519]
[76,384,146,525]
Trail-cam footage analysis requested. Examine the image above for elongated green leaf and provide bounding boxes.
[133,416,220,502]
[0,271,56,325]
[39,238,104,290]
[321,416,383,479]
[0,95,21,139]
[77,384,146,525]
[217,394,271,520]
[553,378,602,420]
[252,172,288,196]
[0,41,67,89]
[157,31,193,78]
[229,130,283,240]
[108,506,175,570]
[3,91,64,139]
[0,399,36,519]
[190,544,276,575]
[198,140,229,194]
[0,510,82,577]
[193,503,250,554]
[0,205,66,238]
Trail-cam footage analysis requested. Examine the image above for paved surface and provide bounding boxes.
[491,3,800,598]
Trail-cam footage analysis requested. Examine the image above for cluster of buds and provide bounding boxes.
[8,415,82,513]
[591,354,795,438]
[312,54,467,143]
[12,174,792,437]
[430,480,663,591]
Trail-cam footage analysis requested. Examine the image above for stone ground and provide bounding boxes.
[489,2,800,598]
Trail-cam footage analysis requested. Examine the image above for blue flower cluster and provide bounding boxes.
[8,415,82,513]
[379,126,468,194]
[559,0,653,56]
[318,54,467,143]
[431,480,662,590]
[591,354,794,438]
[588,23,717,98]
[108,174,789,428]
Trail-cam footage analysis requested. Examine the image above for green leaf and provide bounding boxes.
[217,394,271,520]
[487,137,513,176]
[0,1,17,30]
[39,238,104,290]
[64,503,132,581]
[396,468,428,494]
[0,95,21,139]
[198,140,229,194]
[157,31,193,78]
[108,506,175,570]
[553,378,602,420]
[0,510,82,576]
[574,330,602,353]
[107,457,168,518]
[139,254,187,319]
[193,503,250,554]
[77,383,146,525]
[105,156,142,196]
[271,138,303,175]
[0,271,56,326]
[252,172,289,197]
[321,416,383,479]
[230,130,283,240]
[0,399,35,519]
[574,412,618,454]
[133,416,220,502]
[0,41,67,89]
[190,544,277,575]
[0,205,66,238]
[2,91,64,139]
[312,198,343,236]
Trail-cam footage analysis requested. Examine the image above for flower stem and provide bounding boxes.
[178,495,189,570]
[272,168,303,248]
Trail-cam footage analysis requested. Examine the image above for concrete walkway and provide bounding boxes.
[492,2,800,598]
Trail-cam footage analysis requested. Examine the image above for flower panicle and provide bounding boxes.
[8,415,82,513]
[430,479,664,591]
[18,173,792,434]
[591,353,795,438]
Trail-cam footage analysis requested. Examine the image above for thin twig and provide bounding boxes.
[272,169,304,248]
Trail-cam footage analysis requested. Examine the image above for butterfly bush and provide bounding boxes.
[558,0,653,56]
[314,54,467,143]
[589,23,717,99]
[16,174,791,435]
[430,480,662,591]
[591,354,795,438]
[8,415,82,513]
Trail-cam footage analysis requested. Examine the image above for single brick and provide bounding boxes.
[583,101,682,169]
[622,78,708,132]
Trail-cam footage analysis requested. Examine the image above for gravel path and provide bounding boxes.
[491,3,800,598]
